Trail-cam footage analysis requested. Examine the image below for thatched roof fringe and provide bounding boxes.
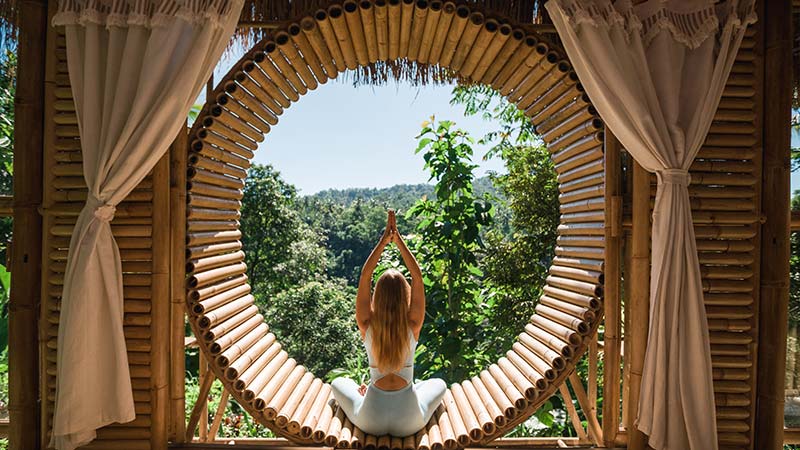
[232,0,547,52]
[0,0,547,48]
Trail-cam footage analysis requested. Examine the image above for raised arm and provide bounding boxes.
[392,220,425,340]
[356,211,394,337]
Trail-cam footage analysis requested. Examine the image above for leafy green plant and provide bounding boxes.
[0,49,14,195]
[407,118,495,381]
[265,280,361,378]
[184,374,275,439]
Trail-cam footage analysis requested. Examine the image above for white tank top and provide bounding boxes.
[364,326,417,384]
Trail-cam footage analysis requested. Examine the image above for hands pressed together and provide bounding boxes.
[381,209,401,244]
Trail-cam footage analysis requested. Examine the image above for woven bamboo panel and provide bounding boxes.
[40,24,163,450]
[699,25,759,450]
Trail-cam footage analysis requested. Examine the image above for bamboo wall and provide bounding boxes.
[687,25,759,450]
[34,1,766,449]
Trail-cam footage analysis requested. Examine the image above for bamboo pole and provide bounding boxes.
[329,4,359,70]
[310,9,347,75]
[224,332,275,381]
[568,372,602,446]
[207,389,229,441]
[460,18,498,79]
[288,23,328,83]
[480,27,524,85]
[399,0,415,57]
[415,0,441,64]
[427,1,454,65]
[358,0,379,63]
[150,149,171,449]
[627,160,651,450]
[755,1,790,447]
[387,0,402,60]
[373,0,389,61]
[301,15,339,77]
[12,1,46,448]
[438,4,469,68]
[406,0,429,62]
[234,343,282,392]
[602,130,622,446]
[343,0,369,66]
[185,362,214,441]
[559,383,589,443]
[264,41,308,96]
[449,11,483,72]
[470,22,510,82]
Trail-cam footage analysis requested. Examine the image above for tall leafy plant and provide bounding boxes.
[408,118,494,381]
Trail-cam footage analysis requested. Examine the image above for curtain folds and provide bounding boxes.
[50,2,243,449]
[545,0,755,449]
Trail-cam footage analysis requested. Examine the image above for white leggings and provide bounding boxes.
[331,377,447,437]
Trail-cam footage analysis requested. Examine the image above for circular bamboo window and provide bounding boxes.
[185,1,605,447]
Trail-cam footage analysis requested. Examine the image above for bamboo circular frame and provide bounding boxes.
[185,1,606,448]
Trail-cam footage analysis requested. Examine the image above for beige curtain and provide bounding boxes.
[545,0,755,449]
[50,1,242,449]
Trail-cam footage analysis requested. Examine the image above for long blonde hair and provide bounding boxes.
[370,269,412,373]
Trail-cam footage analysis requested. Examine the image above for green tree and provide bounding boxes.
[240,164,328,299]
[408,118,494,381]
[790,191,800,323]
[451,85,559,351]
[265,280,361,378]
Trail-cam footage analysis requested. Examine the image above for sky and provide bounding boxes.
[204,50,506,195]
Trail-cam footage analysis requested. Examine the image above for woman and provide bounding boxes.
[331,210,447,437]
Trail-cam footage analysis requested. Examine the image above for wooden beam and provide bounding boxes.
[754,0,792,448]
[9,1,46,449]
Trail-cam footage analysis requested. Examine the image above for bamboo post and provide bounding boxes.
[170,125,189,442]
[627,160,651,450]
[10,1,46,449]
[198,356,210,441]
[755,0,791,447]
[151,149,171,449]
[603,131,622,446]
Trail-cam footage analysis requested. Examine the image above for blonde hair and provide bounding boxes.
[370,269,412,373]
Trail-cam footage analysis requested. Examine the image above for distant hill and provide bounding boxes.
[305,176,503,208]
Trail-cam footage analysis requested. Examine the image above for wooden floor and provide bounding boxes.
[169,437,601,450]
